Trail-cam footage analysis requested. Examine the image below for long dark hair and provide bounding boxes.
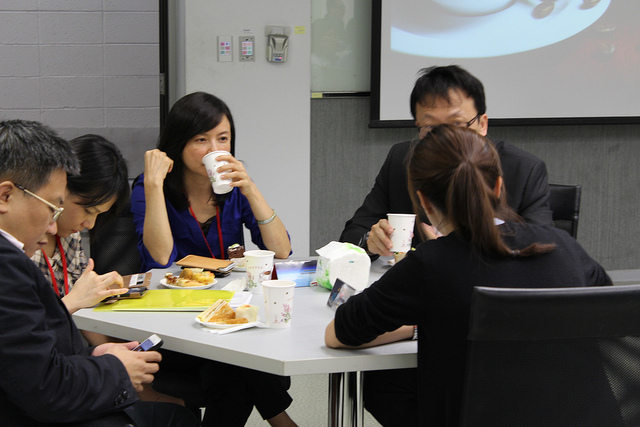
[157,92,236,210]
[68,135,130,240]
[68,134,129,212]
[407,125,554,257]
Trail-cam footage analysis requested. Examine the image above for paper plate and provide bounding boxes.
[160,278,216,290]
[195,318,258,329]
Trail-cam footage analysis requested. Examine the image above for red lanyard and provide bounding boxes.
[42,235,69,296]
[189,205,225,259]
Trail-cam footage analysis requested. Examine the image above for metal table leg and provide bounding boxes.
[328,372,364,427]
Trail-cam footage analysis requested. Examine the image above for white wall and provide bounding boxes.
[179,0,311,257]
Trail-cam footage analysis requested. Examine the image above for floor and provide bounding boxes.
[245,374,382,426]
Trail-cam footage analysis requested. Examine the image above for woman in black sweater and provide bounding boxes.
[325,125,612,426]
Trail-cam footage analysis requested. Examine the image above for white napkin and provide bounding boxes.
[222,278,247,293]
[228,291,252,309]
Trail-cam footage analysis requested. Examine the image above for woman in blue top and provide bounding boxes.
[131,92,296,427]
[131,91,291,271]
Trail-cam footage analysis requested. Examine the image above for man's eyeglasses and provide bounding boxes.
[14,183,64,222]
[418,113,482,139]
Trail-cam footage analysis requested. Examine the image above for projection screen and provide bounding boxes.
[371,0,640,126]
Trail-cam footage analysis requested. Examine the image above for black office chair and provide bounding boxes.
[549,183,581,239]
[90,180,142,275]
[460,285,640,427]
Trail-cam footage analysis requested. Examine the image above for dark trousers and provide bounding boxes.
[153,350,293,427]
[363,368,418,427]
[64,402,199,427]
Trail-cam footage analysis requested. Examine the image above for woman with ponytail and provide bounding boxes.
[325,125,612,426]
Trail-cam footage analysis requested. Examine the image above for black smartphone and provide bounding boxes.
[120,286,147,298]
[104,286,147,302]
[132,334,163,352]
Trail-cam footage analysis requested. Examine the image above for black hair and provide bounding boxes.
[157,92,236,210]
[67,134,130,241]
[68,134,129,214]
[409,65,487,120]
[0,120,78,190]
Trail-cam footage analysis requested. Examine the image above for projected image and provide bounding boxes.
[391,0,611,58]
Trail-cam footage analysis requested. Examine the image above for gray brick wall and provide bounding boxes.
[0,1,160,176]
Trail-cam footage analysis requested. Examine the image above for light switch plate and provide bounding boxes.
[239,36,255,62]
[217,35,232,62]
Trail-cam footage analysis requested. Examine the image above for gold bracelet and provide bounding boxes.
[257,209,276,225]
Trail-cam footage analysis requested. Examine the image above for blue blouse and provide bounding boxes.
[131,175,274,271]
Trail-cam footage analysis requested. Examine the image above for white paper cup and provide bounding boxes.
[387,213,416,253]
[244,250,275,295]
[262,280,295,328]
[202,151,233,194]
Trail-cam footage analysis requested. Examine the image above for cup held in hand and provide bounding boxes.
[202,151,233,194]
[387,213,416,253]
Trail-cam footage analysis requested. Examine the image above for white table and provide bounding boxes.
[73,259,417,427]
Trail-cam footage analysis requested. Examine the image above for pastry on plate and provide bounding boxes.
[197,300,249,324]
[165,268,215,287]
[227,243,245,259]
[235,304,259,323]
[227,244,246,268]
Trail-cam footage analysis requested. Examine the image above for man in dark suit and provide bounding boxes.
[338,66,553,426]
[340,65,552,257]
[0,120,197,426]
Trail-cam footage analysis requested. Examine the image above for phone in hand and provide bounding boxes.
[132,334,163,352]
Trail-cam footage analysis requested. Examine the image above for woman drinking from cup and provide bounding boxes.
[132,91,290,271]
[131,91,296,427]
[325,124,612,426]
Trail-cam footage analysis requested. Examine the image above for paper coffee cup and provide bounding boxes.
[262,280,295,328]
[202,151,233,194]
[387,213,416,253]
[244,250,275,295]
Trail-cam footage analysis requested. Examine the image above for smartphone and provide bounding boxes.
[120,286,147,298]
[217,263,235,273]
[103,286,147,302]
[132,334,163,352]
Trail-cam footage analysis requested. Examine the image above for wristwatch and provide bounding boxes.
[358,231,370,249]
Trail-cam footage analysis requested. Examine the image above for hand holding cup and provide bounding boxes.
[367,219,395,257]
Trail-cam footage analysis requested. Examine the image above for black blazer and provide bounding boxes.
[340,138,553,248]
[0,235,136,425]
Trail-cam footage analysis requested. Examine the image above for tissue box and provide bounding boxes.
[315,241,371,291]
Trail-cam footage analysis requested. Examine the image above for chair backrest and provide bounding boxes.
[90,179,141,275]
[460,285,640,427]
[549,183,581,238]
